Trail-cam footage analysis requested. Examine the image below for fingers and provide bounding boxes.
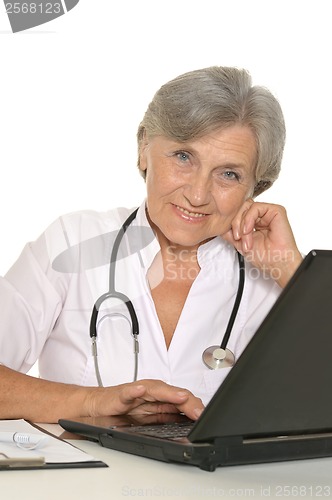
[119,383,147,404]
[117,380,204,420]
[120,382,188,405]
[222,199,303,288]
[129,402,182,415]
[231,202,254,254]
[227,200,285,253]
[230,198,255,241]
[222,198,255,253]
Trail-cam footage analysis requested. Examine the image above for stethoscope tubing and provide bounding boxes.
[220,252,245,350]
[89,208,245,384]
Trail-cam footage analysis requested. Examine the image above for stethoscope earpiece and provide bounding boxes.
[202,346,235,369]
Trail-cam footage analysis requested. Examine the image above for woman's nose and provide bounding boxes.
[183,171,212,207]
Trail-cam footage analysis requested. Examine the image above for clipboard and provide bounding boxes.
[0,420,107,470]
[0,454,108,470]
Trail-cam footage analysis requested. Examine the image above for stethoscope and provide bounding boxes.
[89,209,245,386]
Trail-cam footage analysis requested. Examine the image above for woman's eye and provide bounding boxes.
[175,151,190,162]
[222,171,240,181]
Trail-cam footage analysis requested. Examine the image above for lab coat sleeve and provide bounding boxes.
[0,241,63,374]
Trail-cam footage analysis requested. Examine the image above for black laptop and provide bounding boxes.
[59,249,332,471]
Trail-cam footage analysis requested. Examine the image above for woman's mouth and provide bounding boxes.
[175,205,208,219]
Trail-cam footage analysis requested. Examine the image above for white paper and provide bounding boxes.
[0,419,98,464]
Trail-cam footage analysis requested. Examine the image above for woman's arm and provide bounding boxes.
[0,365,204,423]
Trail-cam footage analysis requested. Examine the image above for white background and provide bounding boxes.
[0,0,331,276]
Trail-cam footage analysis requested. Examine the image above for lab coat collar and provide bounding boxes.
[197,236,237,269]
[133,201,160,271]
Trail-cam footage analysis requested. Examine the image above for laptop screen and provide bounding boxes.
[189,250,332,442]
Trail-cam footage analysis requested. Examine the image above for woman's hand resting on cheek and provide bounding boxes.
[222,199,303,288]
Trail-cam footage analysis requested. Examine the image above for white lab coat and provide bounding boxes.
[0,201,281,405]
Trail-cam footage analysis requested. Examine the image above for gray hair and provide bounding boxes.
[137,66,286,197]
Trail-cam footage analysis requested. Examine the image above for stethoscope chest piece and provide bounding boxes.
[202,345,235,369]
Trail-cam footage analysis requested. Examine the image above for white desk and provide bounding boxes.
[2,426,332,500]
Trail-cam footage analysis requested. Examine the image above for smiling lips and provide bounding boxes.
[175,205,208,219]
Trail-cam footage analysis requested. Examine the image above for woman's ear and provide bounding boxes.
[139,133,150,174]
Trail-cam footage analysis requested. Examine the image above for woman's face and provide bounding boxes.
[139,125,257,250]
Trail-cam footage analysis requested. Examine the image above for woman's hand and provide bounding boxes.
[84,379,204,421]
[0,367,203,423]
[222,199,303,288]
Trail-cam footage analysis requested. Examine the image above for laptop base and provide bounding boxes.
[59,418,332,471]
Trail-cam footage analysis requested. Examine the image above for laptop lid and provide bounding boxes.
[189,249,332,442]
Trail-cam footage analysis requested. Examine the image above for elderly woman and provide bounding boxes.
[0,66,302,422]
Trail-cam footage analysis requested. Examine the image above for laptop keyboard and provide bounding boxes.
[126,422,195,439]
